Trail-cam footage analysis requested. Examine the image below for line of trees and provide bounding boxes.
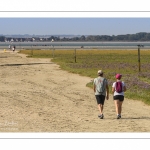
[78,32,150,41]
[1,32,150,42]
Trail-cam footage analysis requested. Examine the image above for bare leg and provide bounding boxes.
[98,104,103,114]
[114,100,123,119]
[114,100,120,115]
[118,101,123,115]
[98,104,104,119]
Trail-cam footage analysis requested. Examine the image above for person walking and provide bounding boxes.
[8,45,11,50]
[12,46,16,52]
[12,46,14,52]
[93,70,109,119]
[112,74,126,119]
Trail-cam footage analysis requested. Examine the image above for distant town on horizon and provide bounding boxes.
[0,32,150,42]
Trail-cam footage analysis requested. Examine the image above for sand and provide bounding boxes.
[0,50,150,132]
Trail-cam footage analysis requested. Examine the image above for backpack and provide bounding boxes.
[115,81,123,93]
[96,77,105,94]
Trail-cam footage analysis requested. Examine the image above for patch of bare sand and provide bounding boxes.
[0,51,150,132]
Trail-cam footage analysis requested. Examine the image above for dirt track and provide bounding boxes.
[0,50,150,132]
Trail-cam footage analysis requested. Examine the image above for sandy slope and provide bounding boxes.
[0,50,150,132]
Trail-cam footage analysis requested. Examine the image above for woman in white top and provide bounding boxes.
[112,74,126,119]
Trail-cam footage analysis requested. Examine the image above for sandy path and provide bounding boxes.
[0,51,150,132]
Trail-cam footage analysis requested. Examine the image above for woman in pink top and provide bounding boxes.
[112,74,126,119]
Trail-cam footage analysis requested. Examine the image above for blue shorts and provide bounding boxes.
[95,95,105,105]
[113,95,124,101]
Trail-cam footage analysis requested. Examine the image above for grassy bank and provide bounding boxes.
[19,49,150,105]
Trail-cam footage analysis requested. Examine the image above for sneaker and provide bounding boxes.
[117,115,121,119]
[98,114,104,119]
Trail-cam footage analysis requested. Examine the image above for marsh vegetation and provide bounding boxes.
[19,49,150,105]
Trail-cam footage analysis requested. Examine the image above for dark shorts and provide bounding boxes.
[113,95,124,101]
[95,95,105,105]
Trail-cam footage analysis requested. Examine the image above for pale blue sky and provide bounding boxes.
[1,18,150,36]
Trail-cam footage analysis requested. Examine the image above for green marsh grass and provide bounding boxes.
[19,49,150,105]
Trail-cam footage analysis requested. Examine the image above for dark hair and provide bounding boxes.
[98,73,103,76]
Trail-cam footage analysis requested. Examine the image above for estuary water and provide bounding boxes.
[0,41,150,50]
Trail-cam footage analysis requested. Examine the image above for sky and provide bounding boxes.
[1,0,150,36]
[1,18,150,36]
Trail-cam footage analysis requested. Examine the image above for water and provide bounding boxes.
[0,41,150,50]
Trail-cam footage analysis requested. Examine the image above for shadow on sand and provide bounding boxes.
[102,117,150,120]
[0,62,54,67]
[121,117,150,120]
